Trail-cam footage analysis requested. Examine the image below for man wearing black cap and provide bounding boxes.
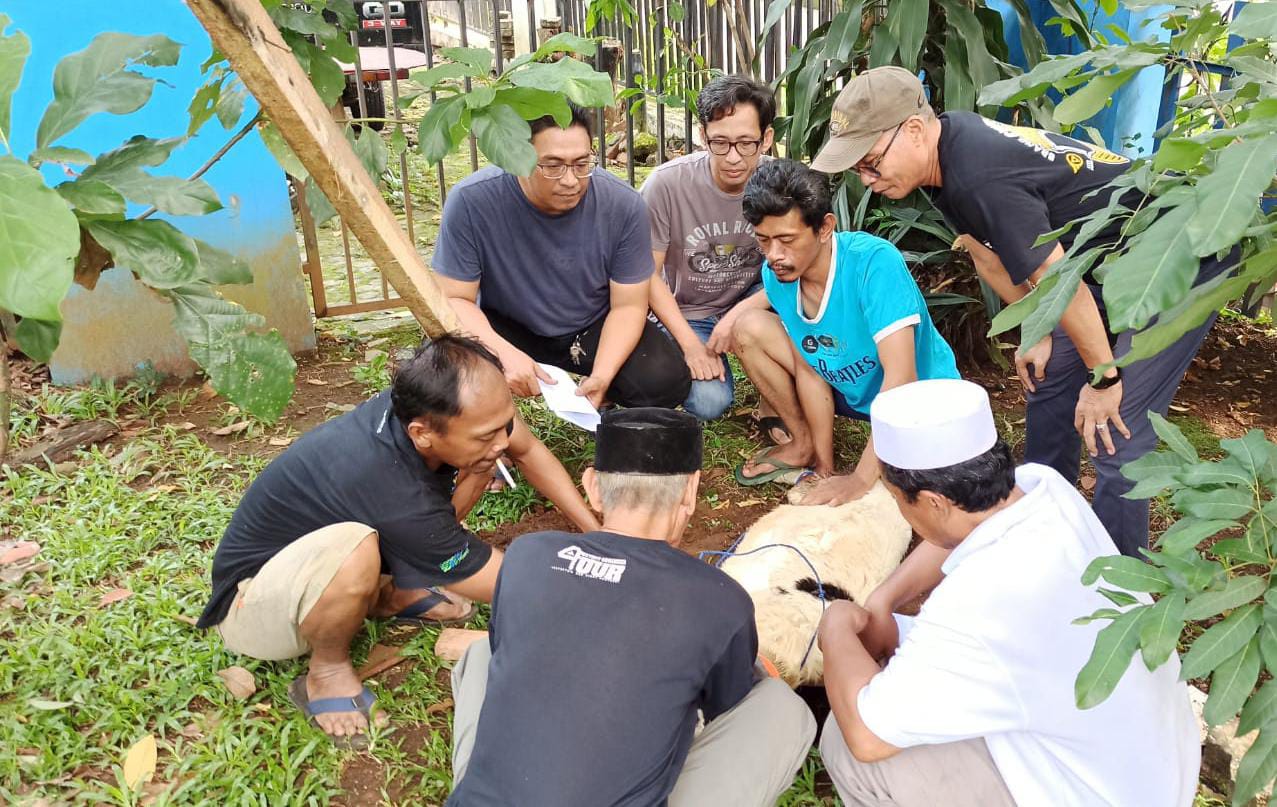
[446,408,816,807]
[810,66,1235,557]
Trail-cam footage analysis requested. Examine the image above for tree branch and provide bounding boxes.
[136,110,265,221]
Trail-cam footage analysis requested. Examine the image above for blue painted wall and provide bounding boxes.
[8,0,314,382]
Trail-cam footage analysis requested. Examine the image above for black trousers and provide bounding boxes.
[486,309,692,409]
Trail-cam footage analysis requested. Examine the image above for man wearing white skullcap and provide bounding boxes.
[815,379,1200,807]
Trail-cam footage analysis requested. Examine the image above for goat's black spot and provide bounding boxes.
[774,586,789,596]
[795,577,853,602]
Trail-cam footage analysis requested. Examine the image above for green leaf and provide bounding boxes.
[410,63,484,89]
[1173,486,1256,521]
[353,124,389,183]
[83,219,201,290]
[1098,587,1140,607]
[493,87,571,126]
[1213,538,1270,566]
[1018,257,1091,347]
[979,51,1093,107]
[1177,457,1257,489]
[1139,592,1185,671]
[465,85,498,109]
[786,59,824,159]
[55,179,125,218]
[187,73,225,135]
[1150,412,1199,463]
[194,240,253,286]
[1054,69,1138,125]
[820,3,864,63]
[1181,604,1263,681]
[889,0,928,72]
[1082,555,1171,593]
[1075,606,1144,709]
[1221,429,1277,483]
[1184,576,1268,621]
[1121,450,1187,499]
[29,146,95,166]
[390,125,407,157]
[989,271,1061,335]
[510,57,615,108]
[259,122,308,180]
[14,317,62,363]
[1073,607,1125,625]
[36,32,181,148]
[214,82,247,129]
[418,96,466,165]
[1101,204,1199,332]
[471,104,537,176]
[1204,639,1262,726]
[1186,134,1277,258]
[1259,615,1277,673]
[440,46,493,76]
[1236,726,1277,806]
[528,32,600,64]
[0,156,79,321]
[1240,679,1277,736]
[1119,269,1254,369]
[1156,518,1238,555]
[1151,138,1206,173]
[79,136,223,216]
[1231,1,1277,40]
[304,177,336,226]
[0,14,30,142]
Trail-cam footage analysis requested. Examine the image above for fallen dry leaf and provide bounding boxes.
[251,703,271,713]
[122,734,157,789]
[268,437,293,447]
[737,498,764,507]
[179,422,197,431]
[216,666,257,700]
[1080,475,1096,492]
[210,421,251,437]
[0,541,41,565]
[98,588,134,607]
[425,698,454,716]
[357,643,406,680]
[324,402,356,413]
[197,383,218,401]
[305,378,329,386]
[173,614,198,626]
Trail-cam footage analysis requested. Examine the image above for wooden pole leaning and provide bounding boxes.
[186,0,459,336]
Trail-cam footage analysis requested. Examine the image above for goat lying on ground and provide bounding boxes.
[718,482,912,686]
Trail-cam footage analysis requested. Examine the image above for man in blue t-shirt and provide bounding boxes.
[732,160,959,505]
[432,103,691,410]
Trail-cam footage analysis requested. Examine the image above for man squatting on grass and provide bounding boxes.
[447,408,816,806]
[196,336,598,746]
[816,379,1199,806]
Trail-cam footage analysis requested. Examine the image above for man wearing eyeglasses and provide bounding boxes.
[640,75,776,422]
[811,66,1235,557]
[433,103,691,411]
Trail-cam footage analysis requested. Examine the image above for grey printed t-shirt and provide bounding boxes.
[640,151,766,320]
[432,166,654,338]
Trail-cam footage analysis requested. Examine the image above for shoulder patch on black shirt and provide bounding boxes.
[978,117,1129,174]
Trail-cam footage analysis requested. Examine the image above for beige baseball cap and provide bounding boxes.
[810,66,928,174]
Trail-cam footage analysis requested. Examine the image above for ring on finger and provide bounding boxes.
[1096,423,1109,432]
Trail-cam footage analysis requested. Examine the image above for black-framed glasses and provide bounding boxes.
[856,123,904,180]
[535,158,597,180]
[706,138,764,157]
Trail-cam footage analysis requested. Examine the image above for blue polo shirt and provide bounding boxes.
[762,231,960,416]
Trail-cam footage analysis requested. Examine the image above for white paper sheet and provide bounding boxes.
[536,363,601,432]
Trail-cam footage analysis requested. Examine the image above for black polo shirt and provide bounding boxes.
[196,391,492,628]
[447,529,757,807]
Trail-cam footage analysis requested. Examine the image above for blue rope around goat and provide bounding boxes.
[698,541,828,671]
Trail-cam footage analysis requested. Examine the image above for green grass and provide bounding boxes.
[1168,414,1225,460]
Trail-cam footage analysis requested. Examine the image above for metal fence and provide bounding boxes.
[298,0,837,319]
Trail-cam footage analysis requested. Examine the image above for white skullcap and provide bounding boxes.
[871,379,998,470]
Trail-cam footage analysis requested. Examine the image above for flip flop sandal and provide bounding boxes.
[756,415,792,446]
[288,675,378,750]
[733,446,811,487]
[392,588,477,627]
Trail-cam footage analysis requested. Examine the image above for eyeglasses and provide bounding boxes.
[856,123,904,180]
[535,158,597,180]
[706,138,764,157]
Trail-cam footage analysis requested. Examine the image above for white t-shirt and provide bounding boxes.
[858,464,1200,807]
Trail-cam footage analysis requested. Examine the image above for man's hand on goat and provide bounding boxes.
[798,473,874,507]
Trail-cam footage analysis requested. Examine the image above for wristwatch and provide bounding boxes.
[1091,366,1122,390]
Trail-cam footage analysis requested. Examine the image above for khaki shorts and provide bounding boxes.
[216,522,375,661]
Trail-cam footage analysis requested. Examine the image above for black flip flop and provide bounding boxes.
[288,675,378,750]
[392,588,476,627]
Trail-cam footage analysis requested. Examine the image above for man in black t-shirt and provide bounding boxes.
[196,336,598,748]
[447,409,815,806]
[811,66,1235,556]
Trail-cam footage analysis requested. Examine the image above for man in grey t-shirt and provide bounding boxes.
[641,76,776,420]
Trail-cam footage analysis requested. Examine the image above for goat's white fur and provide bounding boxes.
[719,482,912,686]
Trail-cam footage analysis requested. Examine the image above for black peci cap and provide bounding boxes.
[594,408,703,474]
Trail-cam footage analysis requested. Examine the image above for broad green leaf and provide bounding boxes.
[1243,515,1274,561]
[390,125,407,157]
[510,57,615,108]
[1150,412,1199,463]
[194,240,253,286]
[1054,69,1138,125]
[889,0,928,72]
[0,156,79,321]
[1212,538,1270,566]
[1240,679,1277,735]
[268,5,340,37]
[1177,456,1256,488]
[869,18,899,68]
[36,32,181,148]
[493,87,571,126]
[1120,450,1187,499]
[79,136,223,216]
[1260,607,1277,672]
[353,124,389,182]
[1205,639,1262,726]
[989,272,1062,335]
[418,96,466,165]
[440,46,493,76]
[757,0,792,52]
[84,219,201,290]
[1152,138,1206,173]
[1098,587,1140,607]
[1231,1,1277,40]
[187,73,225,135]
[1075,606,1144,709]
[1184,576,1268,621]
[786,59,824,159]
[1156,518,1238,555]
[1222,430,1277,483]
[1235,726,1277,806]
[14,317,62,363]
[979,51,1093,107]
[259,122,308,180]
[214,82,247,129]
[29,146,94,166]
[1180,603,1262,681]
[0,14,30,141]
[1082,555,1171,593]
[1119,269,1253,368]
[411,63,483,89]
[1154,549,1225,594]
[304,177,337,226]
[471,104,537,176]
[820,3,864,63]
[1073,607,1125,625]
[942,34,976,113]
[55,178,125,218]
[1101,204,1199,332]
[939,0,999,92]
[1186,134,1277,258]
[465,85,498,110]
[522,32,599,68]
[1018,257,1093,347]
[1139,592,1185,670]
[1173,486,1256,521]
